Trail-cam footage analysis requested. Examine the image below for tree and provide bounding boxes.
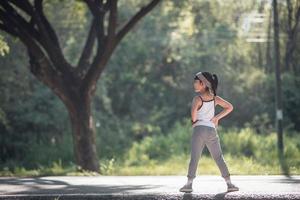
[285,0,300,73]
[0,0,161,172]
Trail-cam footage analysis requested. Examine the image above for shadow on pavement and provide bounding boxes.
[181,191,234,200]
[0,177,163,195]
[214,191,229,200]
[269,176,300,184]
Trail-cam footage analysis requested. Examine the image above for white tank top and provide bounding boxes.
[192,95,216,129]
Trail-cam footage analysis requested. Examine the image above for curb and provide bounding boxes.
[1,193,300,200]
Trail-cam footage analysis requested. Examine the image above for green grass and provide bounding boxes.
[2,153,298,177]
[107,153,299,176]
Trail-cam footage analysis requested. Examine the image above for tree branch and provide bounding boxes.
[0,0,74,97]
[83,0,104,16]
[288,6,300,54]
[0,24,17,37]
[1,0,74,78]
[83,0,106,46]
[27,47,75,110]
[0,10,47,67]
[0,6,55,80]
[0,1,40,40]
[76,18,97,74]
[81,0,161,98]
[85,0,117,78]
[77,0,107,81]
[116,0,161,44]
[107,0,117,41]
[34,0,61,47]
[292,6,300,36]
[34,0,80,85]
[7,0,34,16]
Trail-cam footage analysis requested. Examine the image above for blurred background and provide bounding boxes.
[0,0,299,176]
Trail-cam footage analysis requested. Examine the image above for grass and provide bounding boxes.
[1,153,298,177]
[110,154,299,176]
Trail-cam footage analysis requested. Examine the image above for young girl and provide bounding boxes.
[179,71,239,193]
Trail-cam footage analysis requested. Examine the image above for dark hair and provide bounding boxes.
[202,72,218,96]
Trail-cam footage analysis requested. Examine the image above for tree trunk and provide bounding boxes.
[65,92,99,172]
[266,8,273,73]
[285,0,300,74]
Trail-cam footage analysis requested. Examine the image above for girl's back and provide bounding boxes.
[193,95,216,129]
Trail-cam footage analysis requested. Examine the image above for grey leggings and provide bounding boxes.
[187,125,230,179]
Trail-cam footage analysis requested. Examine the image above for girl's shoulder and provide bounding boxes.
[214,95,222,103]
[198,94,215,102]
[193,95,203,103]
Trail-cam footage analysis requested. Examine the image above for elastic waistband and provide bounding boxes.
[193,124,216,130]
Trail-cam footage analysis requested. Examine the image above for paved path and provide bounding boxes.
[0,175,300,199]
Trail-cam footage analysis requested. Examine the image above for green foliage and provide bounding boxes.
[124,119,191,166]
[1,123,299,176]
[281,73,300,130]
[0,38,73,168]
[0,35,9,56]
[0,0,300,174]
[124,121,300,172]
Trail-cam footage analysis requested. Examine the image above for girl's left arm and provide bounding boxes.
[213,95,234,121]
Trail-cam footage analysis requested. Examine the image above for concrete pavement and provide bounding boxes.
[0,175,300,199]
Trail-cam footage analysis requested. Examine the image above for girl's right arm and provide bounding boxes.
[214,95,233,121]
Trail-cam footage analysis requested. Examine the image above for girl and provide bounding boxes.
[179,71,239,193]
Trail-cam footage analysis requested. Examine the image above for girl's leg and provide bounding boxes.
[205,128,239,191]
[186,126,206,182]
[205,128,230,179]
[224,175,232,184]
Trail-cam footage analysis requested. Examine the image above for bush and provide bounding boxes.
[124,120,300,169]
[124,118,192,166]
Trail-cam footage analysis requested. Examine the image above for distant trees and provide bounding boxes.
[1,0,299,173]
[0,0,161,172]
